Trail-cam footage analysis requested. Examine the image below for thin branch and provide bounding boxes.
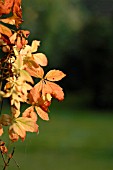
[1,151,7,166]
[2,147,15,170]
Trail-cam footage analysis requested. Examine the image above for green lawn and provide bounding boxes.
[1,96,113,170]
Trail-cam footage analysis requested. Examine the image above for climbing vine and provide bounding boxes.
[0,0,65,169]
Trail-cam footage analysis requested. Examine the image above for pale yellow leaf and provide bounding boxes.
[20,70,34,84]
[31,40,40,52]
[9,33,17,44]
[16,117,38,132]
[10,123,26,139]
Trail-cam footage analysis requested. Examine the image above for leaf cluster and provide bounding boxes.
[0,0,65,168]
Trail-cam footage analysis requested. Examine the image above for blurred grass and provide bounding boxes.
[1,94,113,170]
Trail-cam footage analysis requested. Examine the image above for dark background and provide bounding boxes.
[2,1,113,170]
[22,0,113,109]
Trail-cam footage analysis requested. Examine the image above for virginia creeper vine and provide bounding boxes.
[0,0,66,169]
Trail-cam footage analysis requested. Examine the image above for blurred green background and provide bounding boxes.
[1,0,113,169]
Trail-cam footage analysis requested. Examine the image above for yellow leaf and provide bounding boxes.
[11,106,20,118]
[9,32,17,44]
[20,70,34,84]
[10,123,26,139]
[16,117,38,132]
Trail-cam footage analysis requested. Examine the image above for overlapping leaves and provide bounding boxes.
[0,0,66,142]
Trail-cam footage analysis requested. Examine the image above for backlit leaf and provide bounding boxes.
[16,117,38,132]
[31,40,40,52]
[29,81,42,103]
[0,17,15,25]
[33,53,48,66]
[45,70,66,81]
[0,0,14,16]
[35,106,49,121]
[44,81,64,101]
[25,65,44,78]
[0,125,3,136]
[0,24,12,37]
[10,123,26,140]
[22,106,37,122]
[20,70,34,84]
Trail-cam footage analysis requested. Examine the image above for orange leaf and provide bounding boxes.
[25,66,44,78]
[41,80,53,97]
[29,81,42,103]
[0,14,23,28]
[0,125,3,136]
[0,17,15,25]
[11,106,20,118]
[21,30,30,38]
[35,106,49,121]
[0,24,12,37]
[0,0,14,16]
[9,32,17,44]
[0,0,22,27]
[33,53,48,66]
[10,123,26,139]
[13,0,22,19]
[44,81,65,101]
[9,127,19,142]
[45,70,66,81]
[22,106,38,122]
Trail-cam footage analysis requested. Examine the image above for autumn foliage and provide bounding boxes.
[0,0,65,168]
